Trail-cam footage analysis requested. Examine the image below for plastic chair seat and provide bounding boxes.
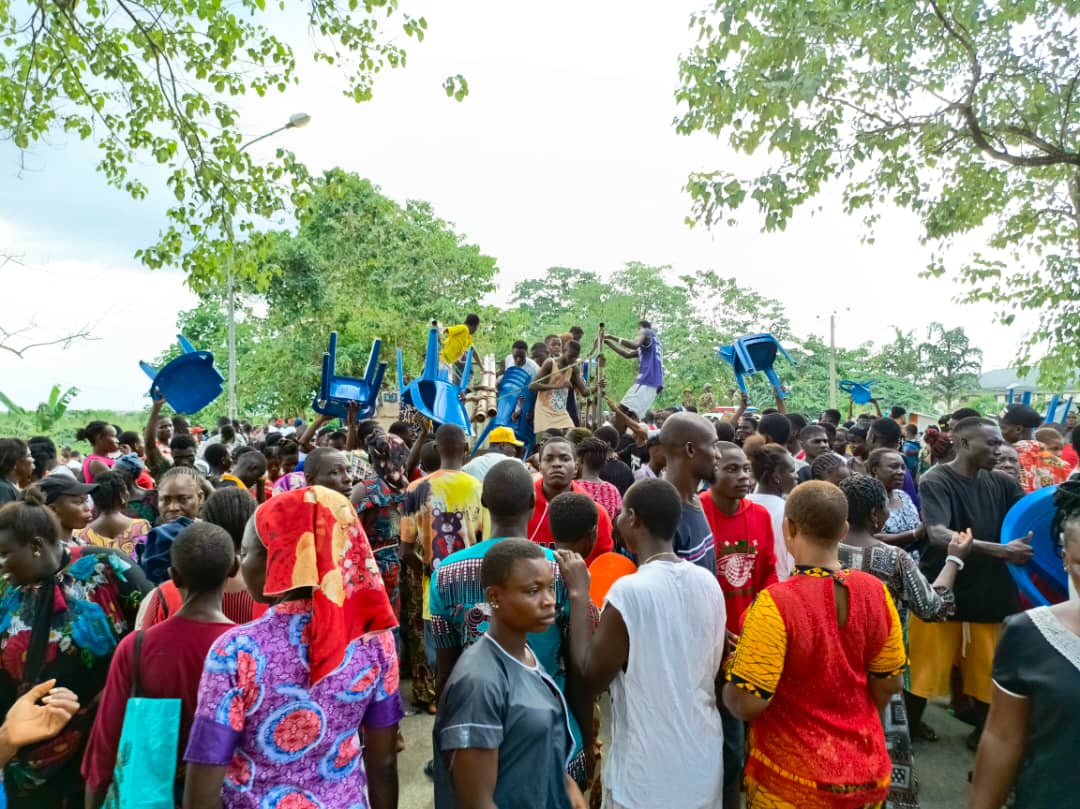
[398,326,473,434]
[1000,486,1067,607]
[839,380,877,405]
[140,335,223,415]
[311,332,387,420]
[470,366,535,456]
[717,333,794,399]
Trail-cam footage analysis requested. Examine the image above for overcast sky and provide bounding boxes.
[0,0,1030,411]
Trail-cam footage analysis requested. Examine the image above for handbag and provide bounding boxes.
[104,631,182,809]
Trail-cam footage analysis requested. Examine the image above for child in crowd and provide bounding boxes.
[434,538,587,809]
[550,492,599,559]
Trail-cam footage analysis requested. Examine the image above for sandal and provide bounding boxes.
[915,722,939,742]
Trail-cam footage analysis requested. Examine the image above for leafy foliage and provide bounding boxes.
[0,384,80,433]
[676,0,1080,385]
[161,169,504,417]
[1,0,462,291]
[163,170,983,422]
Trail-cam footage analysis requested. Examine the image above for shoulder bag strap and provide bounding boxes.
[131,630,145,698]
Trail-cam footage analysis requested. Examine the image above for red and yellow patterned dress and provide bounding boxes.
[727,566,906,809]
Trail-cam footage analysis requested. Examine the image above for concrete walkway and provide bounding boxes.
[395,698,974,808]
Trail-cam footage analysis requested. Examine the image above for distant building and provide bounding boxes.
[978,368,1080,405]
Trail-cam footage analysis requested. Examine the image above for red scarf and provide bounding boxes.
[255,486,397,685]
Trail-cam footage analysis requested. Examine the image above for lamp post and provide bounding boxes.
[225,112,312,421]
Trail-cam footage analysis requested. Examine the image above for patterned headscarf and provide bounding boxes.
[366,432,409,488]
[254,486,397,685]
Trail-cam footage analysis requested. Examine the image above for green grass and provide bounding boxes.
[0,409,148,448]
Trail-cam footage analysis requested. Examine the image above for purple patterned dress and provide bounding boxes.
[184,599,403,809]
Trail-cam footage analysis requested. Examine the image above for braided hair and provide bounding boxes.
[576,438,609,472]
[90,471,127,512]
[201,487,257,552]
[160,465,202,484]
[1053,479,1080,555]
[811,452,847,482]
[838,474,888,530]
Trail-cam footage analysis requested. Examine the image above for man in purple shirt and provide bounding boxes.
[605,319,664,418]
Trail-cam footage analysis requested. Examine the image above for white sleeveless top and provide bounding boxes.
[603,559,726,809]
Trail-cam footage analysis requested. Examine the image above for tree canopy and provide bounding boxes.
[165,170,972,421]
[1,0,465,291]
[675,0,1080,385]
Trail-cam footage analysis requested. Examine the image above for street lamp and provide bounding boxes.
[225,112,312,421]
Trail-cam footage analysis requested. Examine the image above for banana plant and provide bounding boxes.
[0,385,79,433]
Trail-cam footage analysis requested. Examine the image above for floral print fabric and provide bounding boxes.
[0,547,146,804]
[184,600,403,809]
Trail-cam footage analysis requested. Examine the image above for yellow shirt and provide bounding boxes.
[439,324,473,366]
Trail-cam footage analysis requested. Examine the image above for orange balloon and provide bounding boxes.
[588,552,638,608]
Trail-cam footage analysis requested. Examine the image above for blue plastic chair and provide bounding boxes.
[469,366,534,457]
[1043,394,1074,425]
[839,380,877,405]
[1006,387,1034,407]
[311,332,387,420]
[397,326,473,434]
[1000,486,1067,607]
[140,335,223,414]
[717,333,795,399]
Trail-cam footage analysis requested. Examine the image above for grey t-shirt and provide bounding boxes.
[673,499,715,575]
[434,634,572,809]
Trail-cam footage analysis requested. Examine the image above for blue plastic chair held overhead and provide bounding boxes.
[717,333,795,400]
[397,325,473,434]
[470,366,535,457]
[1000,486,1068,607]
[311,332,387,420]
[139,335,223,415]
[839,380,877,405]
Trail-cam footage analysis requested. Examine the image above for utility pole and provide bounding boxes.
[828,313,838,410]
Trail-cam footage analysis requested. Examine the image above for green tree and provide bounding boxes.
[918,322,983,410]
[872,328,923,386]
[162,170,500,417]
[2,0,466,291]
[676,0,1080,384]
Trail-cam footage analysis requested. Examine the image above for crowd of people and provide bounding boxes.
[0,321,1077,809]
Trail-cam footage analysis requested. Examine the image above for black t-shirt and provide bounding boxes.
[918,464,1024,622]
[617,437,648,476]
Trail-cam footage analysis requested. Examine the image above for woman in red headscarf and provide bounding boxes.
[182,486,401,809]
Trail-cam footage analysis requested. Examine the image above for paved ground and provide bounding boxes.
[396,696,974,808]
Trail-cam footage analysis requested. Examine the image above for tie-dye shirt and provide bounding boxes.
[400,469,486,571]
[184,599,402,809]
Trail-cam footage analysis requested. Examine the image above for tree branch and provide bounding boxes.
[0,325,96,359]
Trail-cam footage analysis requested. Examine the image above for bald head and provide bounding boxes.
[660,412,715,451]
[659,411,717,487]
